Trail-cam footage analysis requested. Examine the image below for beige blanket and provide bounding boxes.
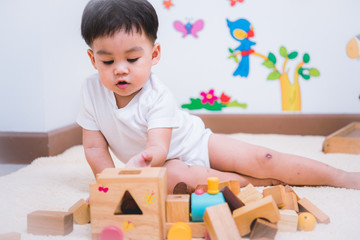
[0,133,359,239]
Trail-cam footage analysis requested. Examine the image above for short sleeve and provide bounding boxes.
[76,80,99,131]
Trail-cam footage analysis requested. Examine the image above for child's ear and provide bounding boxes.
[87,49,97,69]
[151,43,161,66]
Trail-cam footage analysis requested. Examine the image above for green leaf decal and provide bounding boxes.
[229,48,234,53]
[288,51,298,59]
[267,71,281,80]
[280,46,288,58]
[263,60,275,68]
[303,53,310,63]
[268,52,276,64]
[309,68,320,77]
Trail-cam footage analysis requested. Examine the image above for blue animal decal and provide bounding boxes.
[227,18,255,77]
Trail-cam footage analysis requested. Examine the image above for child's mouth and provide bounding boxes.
[116,81,129,89]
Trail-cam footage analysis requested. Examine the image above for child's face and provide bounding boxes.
[87,29,160,107]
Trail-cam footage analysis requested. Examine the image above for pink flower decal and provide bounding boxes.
[201,89,218,105]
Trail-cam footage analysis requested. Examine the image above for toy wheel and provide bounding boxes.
[99,225,123,240]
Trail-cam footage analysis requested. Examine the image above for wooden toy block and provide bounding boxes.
[167,222,192,240]
[284,185,300,201]
[0,232,21,240]
[233,196,280,236]
[219,180,240,195]
[262,185,286,208]
[298,198,330,224]
[237,184,263,205]
[166,222,206,238]
[173,182,189,194]
[280,192,299,212]
[68,198,90,225]
[277,210,298,232]
[166,194,190,222]
[220,186,245,212]
[249,218,278,240]
[89,168,167,240]
[322,122,360,154]
[203,203,242,240]
[27,210,73,236]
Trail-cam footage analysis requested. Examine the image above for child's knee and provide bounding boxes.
[255,149,278,173]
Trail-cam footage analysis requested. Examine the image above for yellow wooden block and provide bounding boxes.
[166,194,190,222]
[166,222,206,238]
[263,185,287,208]
[219,180,240,195]
[167,222,192,240]
[203,203,241,240]
[68,199,90,225]
[233,196,280,236]
[298,198,330,224]
[90,168,167,240]
[237,184,263,205]
[278,209,298,232]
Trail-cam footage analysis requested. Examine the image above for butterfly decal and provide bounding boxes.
[98,186,109,193]
[173,19,204,38]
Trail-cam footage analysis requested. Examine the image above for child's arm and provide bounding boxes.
[82,128,115,177]
[125,128,172,168]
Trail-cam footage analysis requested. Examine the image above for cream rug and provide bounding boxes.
[0,133,359,240]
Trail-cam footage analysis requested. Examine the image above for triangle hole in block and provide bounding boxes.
[114,190,143,215]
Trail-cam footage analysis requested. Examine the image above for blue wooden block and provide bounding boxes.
[191,192,225,222]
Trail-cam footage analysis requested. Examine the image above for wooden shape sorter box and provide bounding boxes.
[89,168,167,240]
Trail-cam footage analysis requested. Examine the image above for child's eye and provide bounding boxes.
[103,60,114,65]
[127,58,139,63]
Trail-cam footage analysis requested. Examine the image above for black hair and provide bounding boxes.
[81,0,158,47]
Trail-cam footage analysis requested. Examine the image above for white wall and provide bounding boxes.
[0,0,94,132]
[1,0,359,133]
[151,0,360,114]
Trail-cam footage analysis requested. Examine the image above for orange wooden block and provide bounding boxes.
[281,192,299,212]
[233,196,280,236]
[27,210,73,236]
[298,198,330,224]
[263,185,286,208]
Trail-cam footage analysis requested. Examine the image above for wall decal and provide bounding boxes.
[173,19,204,38]
[163,0,174,10]
[229,0,245,7]
[227,18,320,112]
[227,18,255,77]
[346,35,360,59]
[181,89,247,111]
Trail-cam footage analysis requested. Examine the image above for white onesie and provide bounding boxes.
[77,73,212,167]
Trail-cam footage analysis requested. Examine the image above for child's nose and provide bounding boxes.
[114,62,129,75]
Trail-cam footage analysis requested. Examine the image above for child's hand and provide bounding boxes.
[125,152,152,168]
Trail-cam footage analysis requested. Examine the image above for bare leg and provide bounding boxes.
[209,134,360,189]
[163,159,280,194]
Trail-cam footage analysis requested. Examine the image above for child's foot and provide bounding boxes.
[337,172,360,189]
